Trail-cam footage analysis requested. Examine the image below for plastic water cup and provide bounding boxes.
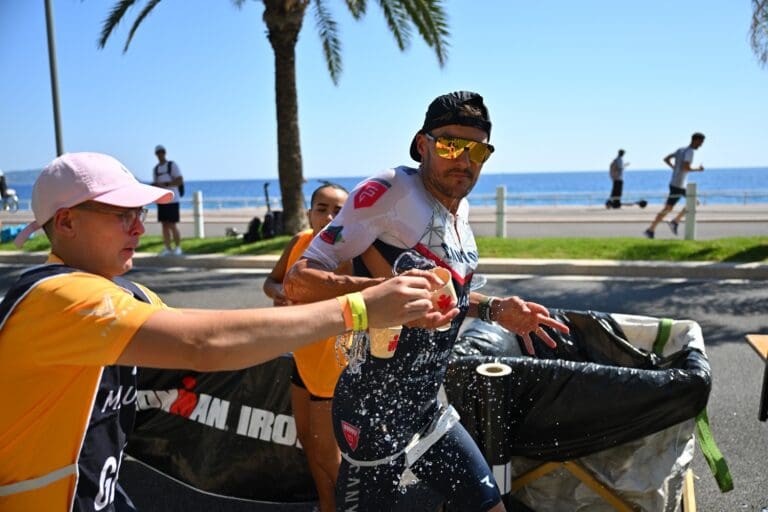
[369,326,402,359]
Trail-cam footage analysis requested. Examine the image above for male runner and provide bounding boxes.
[284,91,569,511]
[644,132,706,238]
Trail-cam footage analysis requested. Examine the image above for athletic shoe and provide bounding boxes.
[643,229,655,239]
[668,221,679,236]
[159,248,172,256]
[172,246,183,256]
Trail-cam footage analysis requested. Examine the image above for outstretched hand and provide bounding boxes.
[493,296,569,356]
[362,271,459,329]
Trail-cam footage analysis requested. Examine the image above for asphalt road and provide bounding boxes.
[2,264,766,511]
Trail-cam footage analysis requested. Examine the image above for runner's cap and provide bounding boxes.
[410,91,492,162]
[14,152,173,247]
[154,144,166,153]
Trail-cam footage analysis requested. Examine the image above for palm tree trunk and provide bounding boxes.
[264,0,309,235]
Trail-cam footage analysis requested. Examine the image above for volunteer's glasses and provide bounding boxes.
[425,133,495,164]
[74,203,148,231]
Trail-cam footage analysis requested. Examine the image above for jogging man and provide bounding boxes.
[644,132,705,238]
[284,91,569,511]
[0,152,453,511]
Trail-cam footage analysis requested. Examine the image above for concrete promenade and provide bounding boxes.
[4,203,768,239]
[1,203,766,279]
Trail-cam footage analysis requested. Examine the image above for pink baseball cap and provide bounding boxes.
[14,152,174,247]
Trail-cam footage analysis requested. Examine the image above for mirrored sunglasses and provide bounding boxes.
[426,133,494,164]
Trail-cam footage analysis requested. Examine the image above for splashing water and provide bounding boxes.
[397,468,420,493]
[335,331,369,374]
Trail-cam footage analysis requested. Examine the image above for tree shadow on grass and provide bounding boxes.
[721,243,768,263]
[138,236,288,256]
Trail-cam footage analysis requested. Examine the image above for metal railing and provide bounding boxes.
[469,189,768,208]
[7,188,768,214]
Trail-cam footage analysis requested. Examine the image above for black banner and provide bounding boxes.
[126,355,316,503]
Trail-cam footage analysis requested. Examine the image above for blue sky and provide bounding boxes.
[1,0,766,181]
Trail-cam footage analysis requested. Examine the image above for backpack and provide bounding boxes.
[609,159,619,180]
[261,212,275,240]
[243,216,263,243]
[154,161,185,197]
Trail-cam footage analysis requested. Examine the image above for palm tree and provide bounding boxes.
[98,0,449,234]
[751,0,768,67]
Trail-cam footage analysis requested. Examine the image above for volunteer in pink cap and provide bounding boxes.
[14,152,173,248]
[0,152,456,511]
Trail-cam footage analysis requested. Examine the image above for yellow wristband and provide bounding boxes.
[336,295,354,331]
[346,292,368,332]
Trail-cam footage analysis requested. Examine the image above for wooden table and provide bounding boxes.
[745,334,768,421]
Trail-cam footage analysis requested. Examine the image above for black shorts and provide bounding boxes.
[666,185,686,207]
[335,422,502,511]
[291,359,331,401]
[157,203,180,223]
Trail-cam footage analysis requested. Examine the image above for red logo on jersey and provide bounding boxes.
[341,420,360,451]
[354,179,391,208]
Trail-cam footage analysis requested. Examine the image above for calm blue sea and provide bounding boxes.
[8,167,768,209]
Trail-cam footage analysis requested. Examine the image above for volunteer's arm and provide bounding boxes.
[117,275,438,371]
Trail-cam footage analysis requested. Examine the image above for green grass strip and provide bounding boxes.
[2,235,766,263]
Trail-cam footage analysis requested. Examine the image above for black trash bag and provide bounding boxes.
[453,318,525,358]
[445,309,711,461]
[243,216,262,243]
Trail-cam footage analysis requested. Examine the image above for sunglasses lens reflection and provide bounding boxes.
[433,136,493,164]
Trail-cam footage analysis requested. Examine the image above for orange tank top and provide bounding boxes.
[286,230,346,398]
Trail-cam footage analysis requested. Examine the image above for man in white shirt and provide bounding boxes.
[151,145,184,255]
[644,133,705,238]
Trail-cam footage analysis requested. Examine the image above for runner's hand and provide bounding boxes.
[494,297,569,356]
[362,271,459,329]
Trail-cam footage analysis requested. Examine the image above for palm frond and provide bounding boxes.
[98,0,138,48]
[399,0,449,66]
[344,0,367,20]
[751,0,768,67]
[313,0,343,84]
[376,0,412,52]
[123,0,163,52]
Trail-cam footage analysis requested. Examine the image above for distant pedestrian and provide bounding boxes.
[0,168,7,201]
[151,144,184,255]
[606,149,628,209]
[644,133,705,239]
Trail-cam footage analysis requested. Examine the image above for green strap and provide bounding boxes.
[695,409,734,492]
[654,318,734,493]
[652,318,674,355]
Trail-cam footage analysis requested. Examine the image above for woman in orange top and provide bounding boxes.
[263,183,349,511]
